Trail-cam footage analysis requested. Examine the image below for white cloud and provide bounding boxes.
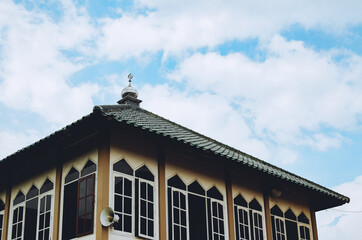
[97,0,362,60]
[0,130,42,160]
[0,0,99,126]
[317,176,362,240]
[167,36,362,156]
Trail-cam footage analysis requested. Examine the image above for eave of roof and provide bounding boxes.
[0,104,350,210]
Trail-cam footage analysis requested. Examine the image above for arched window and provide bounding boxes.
[285,209,298,240]
[271,205,286,240]
[270,206,312,240]
[12,191,25,240]
[234,194,249,240]
[188,181,207,240]
[24,185,39,238]
[167,175,187,240]
[62,160,96,239]
[38,179,54,240]
[298,212,311,240]
[234,196,264,240]
[112,159,155,239]
[167,177,226,240]
[10,179,54,240]
[207,187,225,240]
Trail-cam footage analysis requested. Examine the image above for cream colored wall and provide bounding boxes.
[109,131,158,240]
[269,192,311,221]
[58,148,98,240]
[8,167,56,240]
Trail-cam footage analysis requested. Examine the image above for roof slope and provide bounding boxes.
[1,104,349,209]
[95,105,349,206]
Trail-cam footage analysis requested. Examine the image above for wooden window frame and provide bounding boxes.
[76,173,95,237]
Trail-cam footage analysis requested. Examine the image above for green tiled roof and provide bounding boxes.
[95,104,350,205]
[1,103,349,209]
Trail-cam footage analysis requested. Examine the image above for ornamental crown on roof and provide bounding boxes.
[118,73,142,107]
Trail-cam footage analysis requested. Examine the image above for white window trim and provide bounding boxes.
[112,172,135,237]
[250,209,264,240]
[209,198,225,240]
[234,205,249,240]
[298,223,311,240]
[111,169,156,239]
[36,192,54,240]
[169,187,189,240]
[274,216,287,240]
[11,203,25,240]
[137,178,155,239]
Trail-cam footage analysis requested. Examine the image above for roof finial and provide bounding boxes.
[128,73,133,86]
[118,73,142,107]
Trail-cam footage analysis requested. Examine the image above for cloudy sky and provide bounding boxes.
[0,0,361,238]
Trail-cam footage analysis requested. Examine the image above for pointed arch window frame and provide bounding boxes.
[270,205,312,240]
[167,176,227,240]
[112,159,156,240]
[62,159,97,239]
[10,178,54,240]
[233,194,265,240]
[11,191,26,240]
[270,205,287,240]
[37,179,54,240]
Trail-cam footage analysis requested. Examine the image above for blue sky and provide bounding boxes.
[1,0,362,238]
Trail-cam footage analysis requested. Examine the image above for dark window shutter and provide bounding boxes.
[24,197,38,240]
[285,220,298,240]
[62,181,78,239]
[188,193,207,240]
[234,206,240,240]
